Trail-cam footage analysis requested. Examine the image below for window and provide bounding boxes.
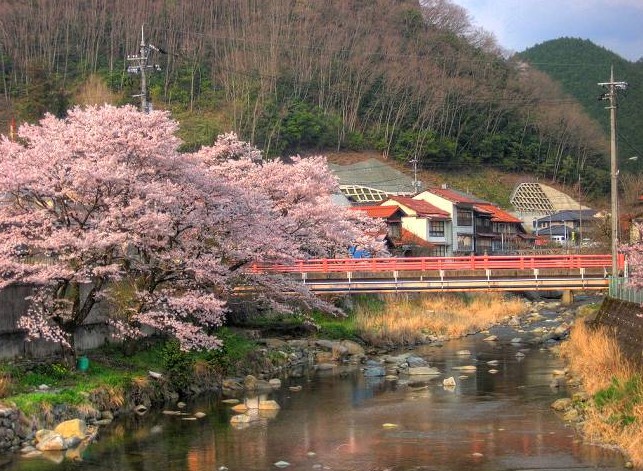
[457,233,473,251]
[456,209,473,226]
[430,245,447,257]
[388,224,401,239]
[476,217,491,231]
[429,220,445,237]
[477,238,492,252]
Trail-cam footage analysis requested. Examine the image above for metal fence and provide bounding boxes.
[609,277,643,304]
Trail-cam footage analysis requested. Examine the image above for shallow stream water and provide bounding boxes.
[4,305,627,471]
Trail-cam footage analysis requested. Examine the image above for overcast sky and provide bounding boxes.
[450,0,643,62]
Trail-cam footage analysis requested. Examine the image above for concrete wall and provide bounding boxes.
[0,284,114,360]
[593,297,643,367]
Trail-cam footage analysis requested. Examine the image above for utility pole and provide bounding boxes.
[127,25,164,113]
[578,172,582,251]
[410,156,421,194]
[598,66,628,277]
[9,117,16,142]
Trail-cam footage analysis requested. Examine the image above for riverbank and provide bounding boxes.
[0,293,529,452]
[0,292,630,466]
[555,306,643,468]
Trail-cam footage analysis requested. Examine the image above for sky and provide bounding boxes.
[449,0,643,62]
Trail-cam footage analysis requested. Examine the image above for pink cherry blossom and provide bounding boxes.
[0,105,384,352]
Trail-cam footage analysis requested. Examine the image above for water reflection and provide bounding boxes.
[7,334,626,471]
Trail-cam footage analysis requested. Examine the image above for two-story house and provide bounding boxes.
[414,187,477,255]
[349,204,403,245]
[474,203,530,254]
[415,186,529,255]
[380,196,452,256]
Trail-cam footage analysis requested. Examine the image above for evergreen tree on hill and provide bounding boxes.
[519,38,643,175]
[0,1,624,198]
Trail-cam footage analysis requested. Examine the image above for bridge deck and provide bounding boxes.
[251,254,620,294]
[301,276,609,293]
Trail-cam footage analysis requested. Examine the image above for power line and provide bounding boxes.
[161,27,622,69]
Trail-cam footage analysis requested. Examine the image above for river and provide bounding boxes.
[4,302,626,471]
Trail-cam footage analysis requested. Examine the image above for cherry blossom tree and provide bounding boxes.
[0,105,384,353]
[195,133,386,314]
[622,233,643,288]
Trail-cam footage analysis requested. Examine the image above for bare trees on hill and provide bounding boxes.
[0,0,607,192]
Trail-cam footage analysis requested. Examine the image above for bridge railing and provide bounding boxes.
[252,253,623,274]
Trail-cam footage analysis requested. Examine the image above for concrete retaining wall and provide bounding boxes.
[0,284,113,360]
[593,297,643,367]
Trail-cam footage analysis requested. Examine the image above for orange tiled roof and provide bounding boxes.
[426,187,479,204]
[391,229,435,248]
[386,197,450,219]
[473,203,523,223]
[350,205,402,219]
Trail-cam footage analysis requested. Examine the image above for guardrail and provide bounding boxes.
[252,254,623,274]
[609,277,643,304]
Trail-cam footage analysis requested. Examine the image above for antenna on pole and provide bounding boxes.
[127,25,165,113]
[598,65,628,277]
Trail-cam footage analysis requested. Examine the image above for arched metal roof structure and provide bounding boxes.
[510,182,590,215]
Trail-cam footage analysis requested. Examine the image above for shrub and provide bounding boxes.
[160,340,194,391]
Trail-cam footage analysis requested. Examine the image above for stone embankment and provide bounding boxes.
[0,297,593,459]
[0,406,21,452]
[592,297,643,366]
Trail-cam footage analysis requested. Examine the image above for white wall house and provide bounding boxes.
[380,196,452,256]
[414,188,475,255]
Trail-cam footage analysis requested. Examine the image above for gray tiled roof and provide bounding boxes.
[328,158,417,195]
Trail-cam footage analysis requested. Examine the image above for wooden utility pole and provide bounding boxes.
[598,66,628,277]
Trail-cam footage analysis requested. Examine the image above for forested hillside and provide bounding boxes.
[519,38,643,175]
[0,0,614,198]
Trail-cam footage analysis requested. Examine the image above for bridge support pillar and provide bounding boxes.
[561,290,575,306]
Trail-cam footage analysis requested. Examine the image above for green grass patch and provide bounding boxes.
[349,295,387,314]
[10,390,88,417]
[311,311,359,340]
[594,376,643,408]
[594,375,643,426]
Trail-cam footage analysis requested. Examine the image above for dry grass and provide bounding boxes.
[0,376,10,399]
[192,359,218,384]
[559,321,633,394]
[354,293,526,346]
[100,385,126,410]
[559,320,643,467]
[75,74,119,106]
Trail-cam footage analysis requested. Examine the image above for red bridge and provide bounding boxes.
[252,254,624,294]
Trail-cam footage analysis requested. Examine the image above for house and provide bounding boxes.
[473,203,533,254]
[350,203,442,256]
[414,187,480,255]
[349,204,404,243]
[533,209,597,245]
[379,196,452,256]
[415,186,529,255]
